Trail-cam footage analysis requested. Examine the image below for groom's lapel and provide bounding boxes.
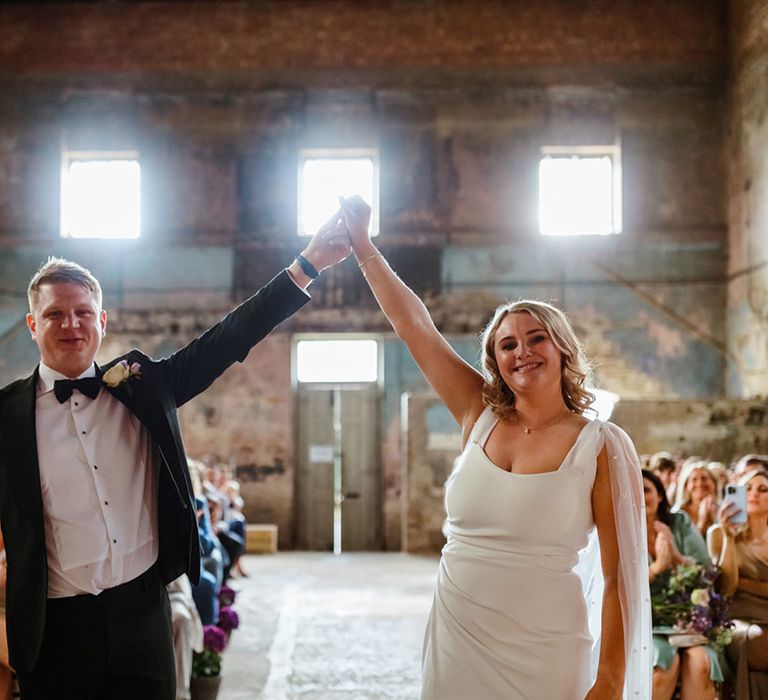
[3,371,45,536]
[101,361,166,440]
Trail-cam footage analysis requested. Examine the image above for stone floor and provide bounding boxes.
[218,552,438,700]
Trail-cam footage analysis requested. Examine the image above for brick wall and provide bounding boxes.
[0,1,725,87]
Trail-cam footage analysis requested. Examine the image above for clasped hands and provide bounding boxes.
[649,521,685,578]
[298,195,374,274]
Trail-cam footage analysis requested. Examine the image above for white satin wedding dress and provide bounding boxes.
[421,407,651,700]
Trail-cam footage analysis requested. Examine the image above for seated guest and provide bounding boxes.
[673,460,720,537]
[223,479,246,537]
[733,455,768,480]
[650,451,678,503]
[207,495,245,583]
[187,458,206,499]
[707,461,729,500]
[223,480,248,576]
[644,470,720,700]
[192,497,223,626]
[709,469,768,700]
[203,463,228,497]
[167,575,203,700]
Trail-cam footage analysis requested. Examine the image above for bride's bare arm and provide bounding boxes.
[586,446,625,699]
[340,196,484,429]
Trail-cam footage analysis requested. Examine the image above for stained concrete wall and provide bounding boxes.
[402,394,459,555]
[0,1,733,550]
[726,1,768,397]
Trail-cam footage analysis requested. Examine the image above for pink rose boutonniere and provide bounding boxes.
[102,360,141,388]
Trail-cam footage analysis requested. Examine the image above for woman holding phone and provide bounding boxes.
[708,469,768,699]
[338,194,650,699]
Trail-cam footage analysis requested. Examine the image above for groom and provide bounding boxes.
[0,216,349,699]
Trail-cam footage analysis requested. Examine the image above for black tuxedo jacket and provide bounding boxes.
[0,270,309,674]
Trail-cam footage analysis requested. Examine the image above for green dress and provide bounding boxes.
[651,510,724,682]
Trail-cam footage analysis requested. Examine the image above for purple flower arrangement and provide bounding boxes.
[218,584,236,608]
[218,606,240,636]
[652,562,734,651]
[192,589,241,677]
[203,625,228,654]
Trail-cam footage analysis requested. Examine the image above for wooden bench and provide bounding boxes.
[245,524,278,554]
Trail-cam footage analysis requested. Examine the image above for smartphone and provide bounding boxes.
[724,484,747,525]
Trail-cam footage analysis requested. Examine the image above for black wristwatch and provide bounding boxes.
[295,253,319,279]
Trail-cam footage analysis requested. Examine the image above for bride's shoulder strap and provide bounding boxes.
[468,405,497,446]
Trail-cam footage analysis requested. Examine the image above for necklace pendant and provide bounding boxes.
[524,427,530,435]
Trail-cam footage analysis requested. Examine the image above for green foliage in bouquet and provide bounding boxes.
[651,561,734,652]
[192,625,227,678]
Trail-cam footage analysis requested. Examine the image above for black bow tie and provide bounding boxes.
[53,377,101,403]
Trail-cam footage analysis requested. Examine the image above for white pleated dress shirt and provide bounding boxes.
[36,362,159,598]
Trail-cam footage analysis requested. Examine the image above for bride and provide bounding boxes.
[338,195,651,699]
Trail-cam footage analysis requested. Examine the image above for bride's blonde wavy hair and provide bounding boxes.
[480,300,595,420]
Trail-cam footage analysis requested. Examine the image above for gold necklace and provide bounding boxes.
[516,410,572,435]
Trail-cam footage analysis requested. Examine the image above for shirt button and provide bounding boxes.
[94,465,98,470]
[104,501,109,506]
[113,539,117,544]
[81,430,86,435]
[74,402,79,406]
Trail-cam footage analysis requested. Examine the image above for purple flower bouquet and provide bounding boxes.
[651,562,734,651]
[192,625,228,677]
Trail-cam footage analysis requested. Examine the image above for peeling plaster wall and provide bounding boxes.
[727,1,768,397]
[613,397,768,461]
[402,394,458,554]
[0,1,732,551]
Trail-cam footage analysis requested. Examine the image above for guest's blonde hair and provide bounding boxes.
[186,458,206,497]
[480,300,595,420]
[673,460,718,510]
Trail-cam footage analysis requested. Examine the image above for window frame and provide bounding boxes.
[538,143,622,237]
[297,148,380,237]
[293,335,382,386]
[291,333,384,388]
[60,149,142,240]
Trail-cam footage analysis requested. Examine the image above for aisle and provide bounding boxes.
[218,552,437,700]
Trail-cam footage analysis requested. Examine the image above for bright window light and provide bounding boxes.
[539,147,621,236]
[296,339,378,383]
[298,150,379,237]
[588,389,620,421]
[61,153,141,239]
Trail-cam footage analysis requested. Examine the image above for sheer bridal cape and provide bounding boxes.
[574,421,652,699]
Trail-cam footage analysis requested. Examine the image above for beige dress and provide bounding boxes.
[726,542,768,699]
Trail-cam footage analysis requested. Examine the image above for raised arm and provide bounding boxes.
[163,212,351,406]
[586,445,626,699]
[340,196,484,431]
[707,509,741,598]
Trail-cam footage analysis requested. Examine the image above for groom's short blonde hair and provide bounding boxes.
[27,257,102,311]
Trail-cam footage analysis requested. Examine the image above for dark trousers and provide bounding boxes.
[17,565,175,700]
[218,531,244,582]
